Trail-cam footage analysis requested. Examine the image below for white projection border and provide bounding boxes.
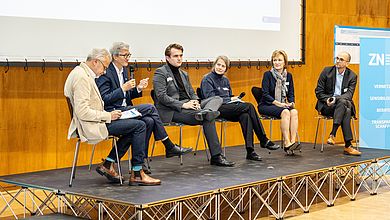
[334,25,390,64]
[0,0,302,63]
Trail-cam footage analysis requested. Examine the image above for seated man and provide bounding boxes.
[315,51,361,156]
[64,48,160,186]
[153,43,235,167]
[96,42,192,174]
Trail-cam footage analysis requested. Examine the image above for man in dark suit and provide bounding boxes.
[315,51,361,156]
[153,43,235,167]
[96,42,192,174]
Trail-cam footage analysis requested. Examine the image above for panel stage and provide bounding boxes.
[1,143,390,219]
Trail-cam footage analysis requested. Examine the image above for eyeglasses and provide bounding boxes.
[335,57,349,62]
[97,59,108,71]
[118,53,131,59]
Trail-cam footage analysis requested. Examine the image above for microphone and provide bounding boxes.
[238,92,246,99]
[129,65,135,79]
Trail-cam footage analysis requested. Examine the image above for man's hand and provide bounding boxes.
[326,97,336,106]
[182,100,201,110]
[121,79,136,91]
[111,110,122,121]
[137,78,149,91]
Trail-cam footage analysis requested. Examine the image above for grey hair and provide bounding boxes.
[86,48,111,62]
[110,42,130,56]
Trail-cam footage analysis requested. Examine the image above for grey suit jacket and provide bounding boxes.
[153,64,198,123]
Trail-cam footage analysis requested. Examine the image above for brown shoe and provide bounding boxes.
[327,135,335,145]
[129,170,161,186]
[96,160,122,183]
[343,146,362,156]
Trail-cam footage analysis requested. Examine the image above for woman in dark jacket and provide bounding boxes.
[258,50,299,150]
[200,55,280,161]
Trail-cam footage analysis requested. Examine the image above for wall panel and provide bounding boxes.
[0,1,389,175]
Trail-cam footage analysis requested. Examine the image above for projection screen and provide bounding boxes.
[0,0,304,63]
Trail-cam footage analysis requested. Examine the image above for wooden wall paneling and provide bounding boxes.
[1,1,390,175]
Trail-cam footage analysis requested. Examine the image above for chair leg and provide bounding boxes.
[69,139,81,187]
[268,119,272,154]
[194,125,203,155]
[313,118,321,149]
[128,148,131,173]
[179,125,183,165]
[351,119,358,150]
[321,119,327,153]
[221,122,227,156]
[149,140,156,162]
[112,138,123,185]
[202,127,210,161]
[89,144,97,172]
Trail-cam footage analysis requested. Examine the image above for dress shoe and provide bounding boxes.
[260,140,280,150]
[246,151,262,161]
[292,142,302,151]
[284,142,296,152]
[210,155,235,167]
[166,144,193,158]
[96,161,122,183]
[195,112,204,121]
[129,170,161,186]
[195,110,220,121]
[327,135,335,145]
[204,110,220,121]
[343,146,361,156]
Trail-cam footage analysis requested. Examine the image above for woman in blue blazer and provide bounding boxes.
[258,50,299,150]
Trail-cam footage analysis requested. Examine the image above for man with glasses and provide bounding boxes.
[64,48,161,186]
[96,42,192,174]
[315,51,361,156]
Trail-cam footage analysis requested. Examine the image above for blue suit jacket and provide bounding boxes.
[261,70,295,105]
[96,63,142,112]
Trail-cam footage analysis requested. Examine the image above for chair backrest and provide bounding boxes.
[251,87,263,105]
[65,97,74,119]
[196,88,205,100]
[150,89,157,104]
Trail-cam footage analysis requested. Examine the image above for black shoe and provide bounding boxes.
[283,143,296,152]
[195,112,204,121]
[204,110,220,121]
[195,110,220,121]
[142,163,152,174]
[210,155,235,167]
[261,140,280,150]
[166,144,193,158]
[246,152,262,161]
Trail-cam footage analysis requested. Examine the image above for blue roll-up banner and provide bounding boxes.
[360,37,390,149]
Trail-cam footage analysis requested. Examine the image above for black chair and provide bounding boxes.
[251,86,301,154]
[66,97,123,186]
[196,88,229,155]
[149,90,208,164]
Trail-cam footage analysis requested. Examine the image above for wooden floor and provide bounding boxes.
[260,189,390,220]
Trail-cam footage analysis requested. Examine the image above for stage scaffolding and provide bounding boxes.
[1,157,390,220]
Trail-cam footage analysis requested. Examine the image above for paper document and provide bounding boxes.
[120,108,142,119]
[227,99,244,104]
